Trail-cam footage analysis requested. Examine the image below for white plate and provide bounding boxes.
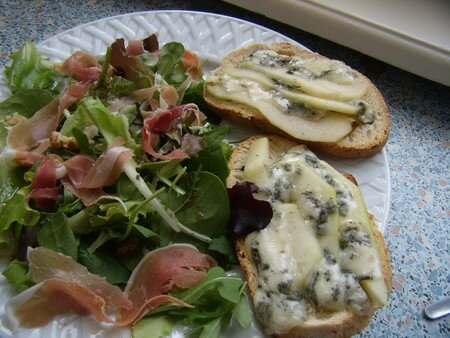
[0,10,391,338]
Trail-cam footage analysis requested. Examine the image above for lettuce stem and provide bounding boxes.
[123,161,211,243]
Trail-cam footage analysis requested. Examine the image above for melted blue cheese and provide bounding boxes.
[244,139,386,334]
[206,49,374,123]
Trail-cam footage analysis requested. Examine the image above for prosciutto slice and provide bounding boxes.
[141,103,206,160]
[28,247,131,311]
[8,280,109,329]
[6,83,88,165]
[126,40,145,56]
[61,143,132,206]
[181,50,202,81]
[116,244,216,325]
[28,155,60,211]
[6,245,216,329]
[61,51,103,82]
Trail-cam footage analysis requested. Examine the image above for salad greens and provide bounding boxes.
[0,35,249,337]
[133,267,252,338]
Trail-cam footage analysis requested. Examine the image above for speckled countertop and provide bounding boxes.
[0,1,449,337]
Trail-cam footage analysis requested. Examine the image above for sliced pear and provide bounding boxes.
[206,85,354,142]
[243,62,367,101]
[361,277,388,307]
[243,137,270,186]
[222,67,361,115]
[259,203,323,285]
[305,158,388,306]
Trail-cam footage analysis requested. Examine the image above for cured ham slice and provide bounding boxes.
[10,279,110,328]
[6,245,216,329]
[61,51,103,82]
[78,146,133,189]
[13,139,50,167]
[5,83,88,165]
[141,103,206,160]
[126,40,145,56]
[116,244,216,324]
[61,142,132,206]
[28,155,60,211]
[28,247,131,311]
[181,50,202,81]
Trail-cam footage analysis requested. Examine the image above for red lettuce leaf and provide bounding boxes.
[227,182,273,239]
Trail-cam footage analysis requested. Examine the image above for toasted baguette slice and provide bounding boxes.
[227,135,392,338]
[205,42,390,159]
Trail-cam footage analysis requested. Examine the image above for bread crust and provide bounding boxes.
[205,43,390,159]
[228,135,392,337]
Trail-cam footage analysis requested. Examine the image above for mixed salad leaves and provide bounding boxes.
[0,34,251,337]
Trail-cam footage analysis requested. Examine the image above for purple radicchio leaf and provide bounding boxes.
[227,181,273,239]
[143,33,159,52]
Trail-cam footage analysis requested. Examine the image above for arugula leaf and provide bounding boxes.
[145,267,250,338]
[187,316,226,338]
[133,224,159,239]
[37,212,79,260]
[4,41,64,94]
[78,241,130,285]
[132,315,175,338]
[0,88,55,118]
[232,294,252,329]
[185,126,231,183]
[2,259,34,292]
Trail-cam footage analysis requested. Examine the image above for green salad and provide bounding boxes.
[0,34,251,337]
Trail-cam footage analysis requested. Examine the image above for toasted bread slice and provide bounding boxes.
[227,135,392,337]
[205,43,390,159]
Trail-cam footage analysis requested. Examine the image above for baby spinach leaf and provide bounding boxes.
[37,212,79,260]
[0,88,55,118]
[208,235,238,265]
[157,54,176,78]
[160,42,185,62]
[78,242,130,285]
[185,126,231,183]
[2,259,34,292]
[163,171,230,239]
[157,42,187,85]
[138,52,159,69]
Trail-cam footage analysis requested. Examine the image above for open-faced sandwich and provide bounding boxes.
[204,42,390,158]
[227,135,392,337]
